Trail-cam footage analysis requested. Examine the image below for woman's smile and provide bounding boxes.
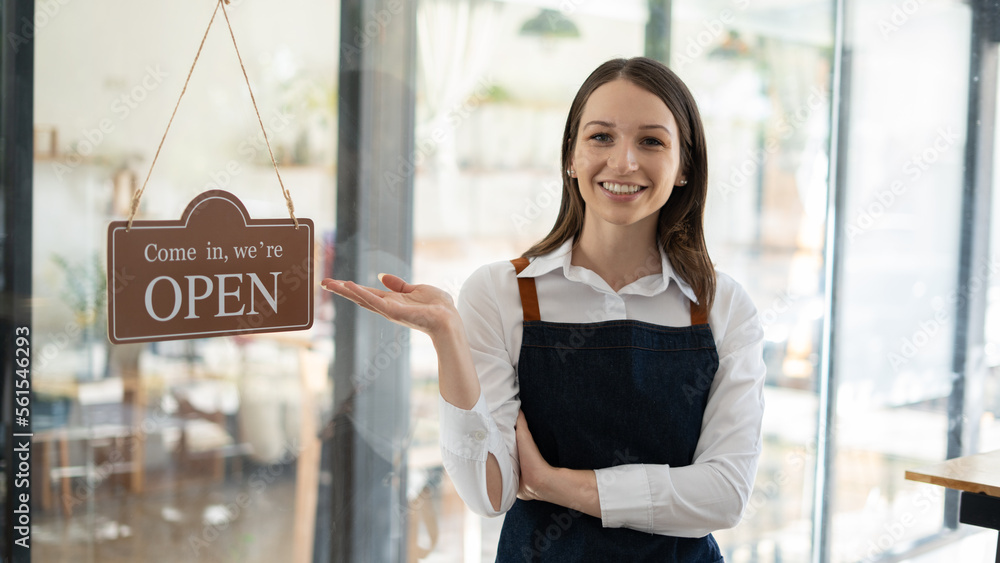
[570,78,685,234]
[600,181,646,196]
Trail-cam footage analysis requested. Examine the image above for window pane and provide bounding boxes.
[831,1,972,561]
[673,1,833,562]
[984,45,1000,458]
[412,3,653,560]
[32,2,339,561]
[410,0,831,560]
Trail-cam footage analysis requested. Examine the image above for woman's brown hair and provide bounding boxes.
[523,56,715,312]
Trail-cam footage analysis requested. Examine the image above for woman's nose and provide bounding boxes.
[608,144,638,173]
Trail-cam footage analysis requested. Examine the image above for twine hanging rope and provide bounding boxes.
[127,0,299,231]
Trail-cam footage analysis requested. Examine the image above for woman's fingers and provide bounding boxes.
[339,281,397,318]
[515,410,545,502]
[322,279,363,304]
[322,277,428,325]
[321,275,454,335]
[323,276,407,298]
[378,273,414,294]
[322,278,387,298]
[323,279,389,316]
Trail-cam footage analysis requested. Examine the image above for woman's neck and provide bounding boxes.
[571,221,662,292]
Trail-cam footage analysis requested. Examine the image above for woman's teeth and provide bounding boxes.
[602,182,642,195]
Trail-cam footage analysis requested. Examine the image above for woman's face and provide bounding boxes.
[569,78,685,237]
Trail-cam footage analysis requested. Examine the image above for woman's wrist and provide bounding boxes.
[427,307,466,349]
[546,468,601,519]
[430,310,483,410]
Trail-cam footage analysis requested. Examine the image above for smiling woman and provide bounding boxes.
[526,57,715,306]
[324,56,765,562]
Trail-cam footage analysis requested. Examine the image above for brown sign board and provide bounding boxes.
[107,190,314,344]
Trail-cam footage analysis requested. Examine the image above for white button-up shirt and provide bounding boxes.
[438,239,765,538]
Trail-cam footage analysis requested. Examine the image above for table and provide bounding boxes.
[905,450,1000,563]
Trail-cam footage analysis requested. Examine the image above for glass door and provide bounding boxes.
[29,1,340,561]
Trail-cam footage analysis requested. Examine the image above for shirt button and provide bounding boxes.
[473,431,486,442]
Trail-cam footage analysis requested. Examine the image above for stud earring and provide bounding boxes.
[567,168,575,177]
[677,179,688,186]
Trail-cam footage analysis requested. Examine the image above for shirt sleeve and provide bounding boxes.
[438,264,522,517]
[594,281,766,537]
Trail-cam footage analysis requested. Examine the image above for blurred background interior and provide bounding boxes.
[7,0,1000,561]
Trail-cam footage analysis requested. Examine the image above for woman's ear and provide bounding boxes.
[675,166,688,187]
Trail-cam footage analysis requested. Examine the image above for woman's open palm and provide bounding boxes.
[322,274,457,336]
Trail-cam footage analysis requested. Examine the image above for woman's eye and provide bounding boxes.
[590,133,611,142]
[642,137,665,147]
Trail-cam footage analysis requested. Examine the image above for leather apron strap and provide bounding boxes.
[510,257,540,322]
[690,300,709,326]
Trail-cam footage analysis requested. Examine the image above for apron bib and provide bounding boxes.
[496,257,723,563]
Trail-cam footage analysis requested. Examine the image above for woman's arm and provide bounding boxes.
[597,281,765,537]
[594,323,765,537]
[323,269,520,515]
[515,411,601,518]
[441,264,523,516]
[429,314,505,511]
[516,281,765,537]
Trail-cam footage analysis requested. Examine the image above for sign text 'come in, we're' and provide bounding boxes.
[107,190,314,344]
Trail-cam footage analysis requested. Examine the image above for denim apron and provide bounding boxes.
[496,258,723,562]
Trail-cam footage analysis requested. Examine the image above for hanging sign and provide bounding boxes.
[107,190,314,344]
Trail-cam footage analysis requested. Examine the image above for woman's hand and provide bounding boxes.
[515,411,602,518]
[322,274,458,338]
[515,411,555,502]
[324,273,482,410]
[327,273,509,509]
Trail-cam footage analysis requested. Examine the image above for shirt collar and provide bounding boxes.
[517,238,699,303]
